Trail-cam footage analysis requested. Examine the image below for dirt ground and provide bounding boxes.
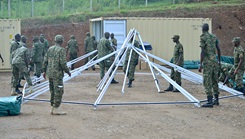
[1,69,245,139]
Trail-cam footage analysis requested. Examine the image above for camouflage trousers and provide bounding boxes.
[34,62,42,77]
[99,59,112,79]
[203,62,219,97]
[69,53,77,70]
[12,64,32,88]
[230,67,244,89]
[170,67,181,85]
[49,78,64,107]
[85,52,95,70]
[123,60,137,81]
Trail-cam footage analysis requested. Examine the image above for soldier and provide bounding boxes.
[11,41,33,96]
[66,35,79,70]
[97,32,118,84]
[43,35,71,115]
[219,62,234,88]
[230,37,245,95]
[123,35,140,87]
[110,33,117,50]
[10,34,21,92]
[92,36,98,50]
[17,35,28,88]
[40,34,49,56]
[84,32,95,70]
[31,36,45,80]
[164,35,184,92]
[198,23,221,108]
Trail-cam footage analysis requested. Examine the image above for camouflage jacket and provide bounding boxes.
[173,42,184,66]
[200,32,217,65]
[11,46,29,66]
[125,40,140,64]
[44,39,49,55]
[10,41,20,54]
[233,45,244,69]
[67,39,78,55]
[97,37,114,59]
[32,42,45,62]
[110,38,117,50]
[84,36,94,53]
[42,44,69,79]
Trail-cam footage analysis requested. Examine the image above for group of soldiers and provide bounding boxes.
[164,23,245,108]
[9,34,49,96]
[7,23,244,115]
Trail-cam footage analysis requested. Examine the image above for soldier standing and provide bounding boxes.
[31,36,45,80]
[84,32,95,70]
[11,42,33,96]
[97,32,118,84]
[230,37,245,95]
[198,23,221,108]
[66,35,79,70]
[123,35,140,87]
[40,34,49,56]
[92,36,98,50]
[43,35,71,115]
[110,33,117,50]
[164,35,184,92]
[10,34,21,93]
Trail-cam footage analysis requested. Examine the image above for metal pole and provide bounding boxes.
[63,0,65,12]
[90,0,92,12]
[145,0,148,7]
[118,0,120,9]
[31,0,34,17]
[137,31,161,92]
[8,0,10,17]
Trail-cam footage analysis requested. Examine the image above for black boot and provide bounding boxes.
[202,96,213,108]
[173,83,181,92]
[92,66,95,71]
[15,86,22,95]
[128,79,133,88]
[17,82,23,88]
[164,84,173,91]
[213,94,219,106]
[111,78,119,84]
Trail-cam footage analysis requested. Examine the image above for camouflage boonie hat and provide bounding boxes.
[55,35,64,42]
[33,36,39,41]
[232,37,240,43]
[172,35,180,39]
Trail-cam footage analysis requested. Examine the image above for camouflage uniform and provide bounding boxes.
[200,32,220,97]
[42,35,70,108]
[32,36,45,77]
[10,40,21,64]
[40,35,49,56]
[231,43,244,89]
[67,35,78,70]
[84,33,95,67]
[219,62,234,87]
[123,40,140,81]
[97,37,114,79]
[11,46,32,88]
[171,41,184,85]
[110,38,117,50]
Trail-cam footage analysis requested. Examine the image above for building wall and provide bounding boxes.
[126,17,212,63]
[0,19,21,71]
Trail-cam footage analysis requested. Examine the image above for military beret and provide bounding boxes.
[232,37,240,43]
[15,34,21,39]
[55,35,64,42]
[172,35,180,39]
[33,36,39,41]
[21,35,28,40]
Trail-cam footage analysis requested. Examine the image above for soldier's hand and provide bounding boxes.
[43,72,46,79]
[67,72,71,77]
[198,65,202,73]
